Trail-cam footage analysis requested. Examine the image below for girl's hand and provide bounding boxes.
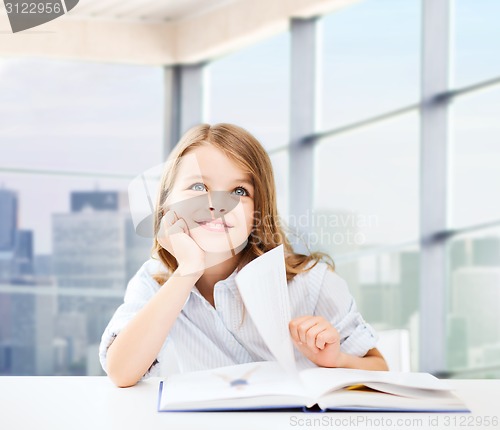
[289,315,346,368]
[157,209,205,276]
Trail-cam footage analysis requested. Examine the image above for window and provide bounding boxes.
[453,0,500,88]
[314,113,419,254]
[206,32,290,152]
[319,0,420,130]
[450,88,500,228]
[0,59,163,376]
[446,227,500,377]
[443,0,500,377]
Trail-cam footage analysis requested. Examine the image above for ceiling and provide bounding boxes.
[63,0,238,23]
[0,0,359,65]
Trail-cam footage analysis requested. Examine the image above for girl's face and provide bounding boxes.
[163,145,255,255]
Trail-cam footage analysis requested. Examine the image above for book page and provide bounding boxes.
[318,389,467,412]
[300,367,453,400]
[159,362,306,410]
[235,245,297,374]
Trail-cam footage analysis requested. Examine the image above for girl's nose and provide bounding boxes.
[209,207,226,213]
[207,191,239,215]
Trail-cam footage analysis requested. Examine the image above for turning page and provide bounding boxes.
[235,245,297,374]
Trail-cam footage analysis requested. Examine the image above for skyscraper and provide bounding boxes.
[0,189,17,252]
[70,191,121,212]
[52,189,151,375]
[451,267,500,365]
[472,237,500,267]
[0,189,18,280]
[13,230,34,277]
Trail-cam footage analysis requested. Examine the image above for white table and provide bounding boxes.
[0,377,499,430]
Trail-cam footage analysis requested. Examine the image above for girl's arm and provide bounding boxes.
[337,347,388,371]
[289,315,388,371]
[106,264,203,388]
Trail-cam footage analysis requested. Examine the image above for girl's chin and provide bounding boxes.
[195,238,249,255]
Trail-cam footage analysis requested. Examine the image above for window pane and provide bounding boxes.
[453,0,500,88]
[269,150,289,221]
[450,88,500,228]
[447,227,500,378]
[0,176,153,376]
[206,32,290,151]
[313,113,419,256]
[0,59,163,174]
[335,245,420,371]
[319,0,420,130]
[0,58,163,376]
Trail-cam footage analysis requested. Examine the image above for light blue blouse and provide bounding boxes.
[99,258,378,378]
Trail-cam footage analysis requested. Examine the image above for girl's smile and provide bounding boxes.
[164,145,254,255]
[196,219,233,231]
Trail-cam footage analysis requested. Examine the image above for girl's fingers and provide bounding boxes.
[290,316,321,344]
[168,219,187,235]
[298,322,316,344]
[157,211,189,253]
[289,316,339,355]
[161,210,188,235]
[315,327,339,350]
[163,209,177,226]
[158,211,176,238]
[305,323,329,351]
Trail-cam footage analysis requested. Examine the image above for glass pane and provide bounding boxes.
[319,0,420,130]
[313,113,419,256]
[0,175,153,376]
[206,32,290,151]
[0,58,163,376]
[269,150,289,221]
[335,245,420,371]
[0,59,163,174]
[453,0,500,88]
[447,227,500,378]
[450,88,500,228]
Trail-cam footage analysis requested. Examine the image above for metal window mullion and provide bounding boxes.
[289,17,319,253]
[163,63,205,158]
[419,0,450,373]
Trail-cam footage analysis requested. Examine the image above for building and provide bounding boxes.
[451,267,500,365]
[0,189,17,252]
[51,190,152,375]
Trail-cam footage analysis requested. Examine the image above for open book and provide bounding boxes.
[158,361,468,412]
[158,245,469,412]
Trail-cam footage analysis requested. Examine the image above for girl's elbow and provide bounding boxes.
[378,357,389,371]
[107,369,140,388]
[115,379,139,389]
[365,348,389,371]
[106,360,140,388]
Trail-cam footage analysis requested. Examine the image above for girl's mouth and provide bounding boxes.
[195,221,233,232]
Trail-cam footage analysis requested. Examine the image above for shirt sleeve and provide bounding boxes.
[314,267,378,357]
[98,261,167,379]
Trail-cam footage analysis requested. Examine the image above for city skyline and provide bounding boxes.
[1,184,499,376]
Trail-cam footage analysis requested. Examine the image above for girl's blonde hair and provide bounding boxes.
[151,123,334,285]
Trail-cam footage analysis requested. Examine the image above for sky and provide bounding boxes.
[0,0,500,255]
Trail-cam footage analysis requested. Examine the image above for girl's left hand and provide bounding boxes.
[289,315,345,368]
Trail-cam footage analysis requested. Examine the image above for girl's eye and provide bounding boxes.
[189,183,207,192]
[233,186,250,197]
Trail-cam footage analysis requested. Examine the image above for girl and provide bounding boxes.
[99,123,387,388]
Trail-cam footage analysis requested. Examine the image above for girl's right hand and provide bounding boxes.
[157,209,205,276]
